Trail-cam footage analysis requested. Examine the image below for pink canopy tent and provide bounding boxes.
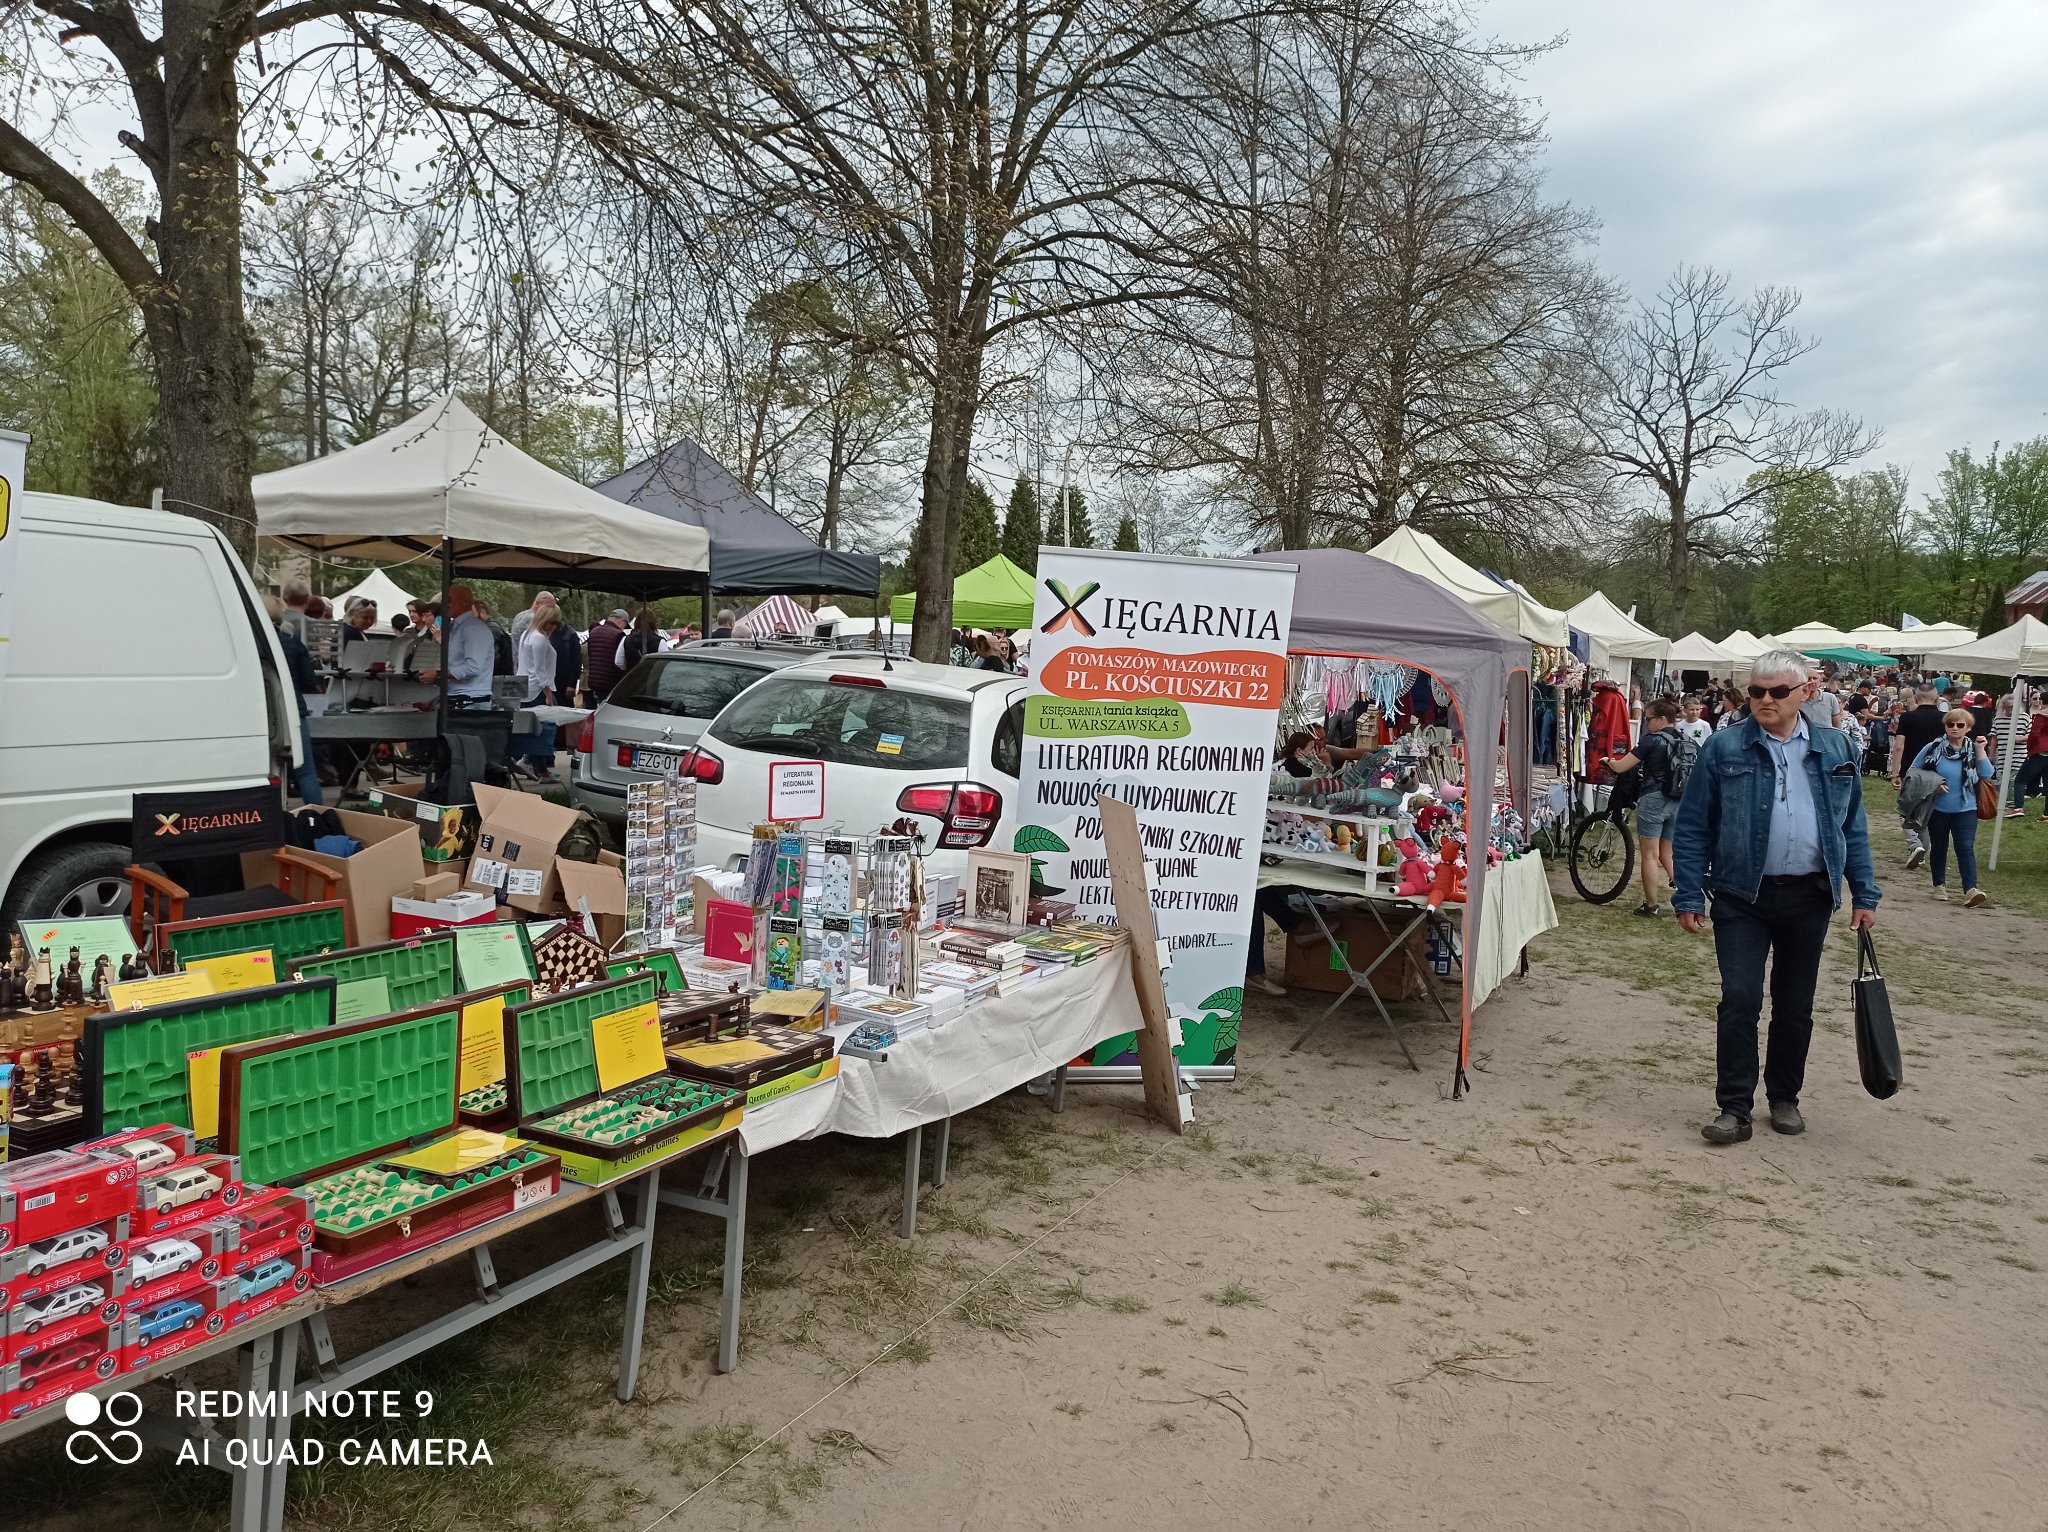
[732,593,813,637]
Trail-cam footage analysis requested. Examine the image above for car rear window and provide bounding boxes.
[712,676,970,770]
[610,658,767,720]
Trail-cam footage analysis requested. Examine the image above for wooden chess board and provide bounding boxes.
[666,1021,835,1090]
[532,927,608,994]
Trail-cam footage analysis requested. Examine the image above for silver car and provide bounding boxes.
[569,642,822,826]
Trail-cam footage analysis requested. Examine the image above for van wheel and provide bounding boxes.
[3,842,131,926]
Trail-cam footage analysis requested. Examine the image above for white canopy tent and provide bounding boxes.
[1666,631,1738,674]
[1770,620,1852,651]
[254,394,711,591]
[329,566,415,619]
[1366,525,1569,646]
[1894,620,1980,655]
[1845,620,1908,651]
[1567,591,1670,670]
[1718,629,1772,659]
[1923,616,2048,870]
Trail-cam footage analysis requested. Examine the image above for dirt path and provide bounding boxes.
[10,809,2044,1531]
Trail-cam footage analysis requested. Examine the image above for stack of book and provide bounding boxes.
[836,989,933,1035]
[933,924,1028,991]
[680,954,756,994]
[919,959,998,1003]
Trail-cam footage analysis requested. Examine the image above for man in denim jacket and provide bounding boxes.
[1672,650,1881,1144]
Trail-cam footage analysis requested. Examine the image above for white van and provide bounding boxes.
[0,492,299,927]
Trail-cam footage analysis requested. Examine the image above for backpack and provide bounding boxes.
[1663,729,1699,801]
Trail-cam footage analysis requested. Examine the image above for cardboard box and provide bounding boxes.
[390,888,497,938]
[555,853,627,952]
[411,871,463,902]
[370,784,480,863]
[1287,915,1425,1000]
[257,807,424,947]
[464,785,582,914]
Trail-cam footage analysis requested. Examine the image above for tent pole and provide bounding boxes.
[436,538,452,747]
[1991,678,2022,871]
[701,572,712,637]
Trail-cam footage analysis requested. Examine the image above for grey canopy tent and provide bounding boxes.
[1250,548,1533,1096]
[593,440,881,596]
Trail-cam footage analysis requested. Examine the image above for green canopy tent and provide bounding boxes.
[889,553,1037,629]
[1800,645,1898,665]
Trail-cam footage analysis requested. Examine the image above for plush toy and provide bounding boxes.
[1428,837,1469,908]
[1331,823,1354,851]
[1438,782,1466,805]
[1394,837,1435,899]
[1415,801,1454,842]
[1377,836,1399,867]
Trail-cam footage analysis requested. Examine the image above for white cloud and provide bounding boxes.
[1484,0,2048,484]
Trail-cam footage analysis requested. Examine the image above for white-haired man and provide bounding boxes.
[1672,649,1880,1145]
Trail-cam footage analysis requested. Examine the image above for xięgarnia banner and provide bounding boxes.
[1016,548,1296,1066]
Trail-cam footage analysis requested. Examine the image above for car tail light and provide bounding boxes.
[680,747,724,785]
[896,782,1003,848]
[615,745,634,768]
[575,715,595,755]
[830,673,884,688]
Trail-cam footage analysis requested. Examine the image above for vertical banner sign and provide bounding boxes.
[0,429,25,692]
[1017,549,1295,1066]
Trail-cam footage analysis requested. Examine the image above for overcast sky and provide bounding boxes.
[1482,0,2048,491]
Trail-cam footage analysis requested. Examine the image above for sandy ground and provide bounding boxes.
[11,808,2047,1531]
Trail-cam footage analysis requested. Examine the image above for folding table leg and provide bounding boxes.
[1049,1066,1068,1115]
[616,1168,660,1401]
[256,1323,298,1532]
[899,1124,922,1239]
[933,1117,951,1187]
[717,1148,748,1375]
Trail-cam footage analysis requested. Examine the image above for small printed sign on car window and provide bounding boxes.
[877,733,904,755]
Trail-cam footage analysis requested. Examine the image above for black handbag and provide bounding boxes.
[1853,930,1903,1099]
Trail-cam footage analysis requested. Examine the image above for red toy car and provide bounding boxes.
[16,1336,102,1387]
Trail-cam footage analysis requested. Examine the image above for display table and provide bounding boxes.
[1258,851,1555,1057]
[679,945,1145,1371]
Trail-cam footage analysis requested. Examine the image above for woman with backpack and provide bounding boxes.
[1608,698,1689,917]
[1910,709,1994,907]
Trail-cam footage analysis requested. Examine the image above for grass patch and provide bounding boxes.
[1363,1288,1402,1305]
[1105,1294,1150,1314]
[1206,1281,1263,1308]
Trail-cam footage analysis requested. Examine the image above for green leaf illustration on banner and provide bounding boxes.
[1015,824,1069,896]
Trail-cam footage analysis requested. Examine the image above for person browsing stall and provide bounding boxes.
[427,584,495,705]
[1676,694,1713,749]
[1909,711,1994,908]
[1672,650,1880,1146]
[1608,698,1686,917]
[1888,684,1946,868]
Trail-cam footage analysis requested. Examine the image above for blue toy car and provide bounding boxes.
[238,1258,297,1302]
[136,1297,206,1344]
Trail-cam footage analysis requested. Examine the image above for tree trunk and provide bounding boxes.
[143,2,257,563]
[910,321,988,661]
[1666,489,1691,627]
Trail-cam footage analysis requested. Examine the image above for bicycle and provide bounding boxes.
[1563,773,1637,904]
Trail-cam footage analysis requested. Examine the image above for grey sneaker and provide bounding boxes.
[1931,885,1949,902]
[1769,1101,1806,1135]
[1906,846,1927,869]
[1700,1112,1753,1145]
[1964,888,1987,908]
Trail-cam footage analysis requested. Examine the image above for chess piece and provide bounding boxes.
[26,1049,56,1116]
[6,932,23,971]
[118,952,148,983]
[59,947,84,1007]
[90,955,112,1004]
[31,948,54,1011]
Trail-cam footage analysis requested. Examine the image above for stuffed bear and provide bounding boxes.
[1428,837,1469,908]
[1394,837,1435,899]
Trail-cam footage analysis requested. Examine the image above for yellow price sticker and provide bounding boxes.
[458,993,510,1096]
[187,1047,224,1139]
[590,1000,664,1091]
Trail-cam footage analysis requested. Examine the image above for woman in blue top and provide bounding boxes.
[1911,710,1994,906]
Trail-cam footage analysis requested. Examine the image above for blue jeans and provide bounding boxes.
[1927,809,1978,889]
[1710,873,1832,1119]
[291,717,323,805]
[1246,885,1305,976]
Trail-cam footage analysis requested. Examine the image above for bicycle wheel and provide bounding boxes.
[1569,811,1635,904]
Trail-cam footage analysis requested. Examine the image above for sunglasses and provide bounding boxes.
[1747,684,1798,700]
[1945,719,1972,729]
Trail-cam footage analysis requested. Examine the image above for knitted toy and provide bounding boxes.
[1414,801,1454,842]
[1428,837,1469,908]
[1394,837,1435,898]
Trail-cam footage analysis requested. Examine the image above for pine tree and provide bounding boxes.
[1114,512,1140,552]
[958,477,1001,569]
[1001,475,1042,573]
[1064,487,1095,547]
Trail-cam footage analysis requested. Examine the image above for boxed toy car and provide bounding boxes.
[121,1276,236,1369]
[0,1214,128,1306]
[221,1188,313,1276]
[120,1215,244,1307]
[0,1149,138,1253]
[84,1124,196,1178]
[1,1324,122,1419]
[132,1154,243,1237]
[223,1244,312,1325]
[1,1267,126,1361]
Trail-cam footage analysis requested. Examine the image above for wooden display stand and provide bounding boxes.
[1096,795,1190,1134]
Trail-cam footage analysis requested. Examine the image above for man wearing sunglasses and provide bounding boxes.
[1671,650,1881,1146]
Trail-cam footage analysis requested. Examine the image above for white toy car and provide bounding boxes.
[109,1139,178,1175]
[20,1280,104,1333]
[22,1226,109,1277]
[144,1166,223,1213]
[128,1236,202,1285]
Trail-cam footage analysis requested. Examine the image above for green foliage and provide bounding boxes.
[0,176,161,504]
[1114,512,1141,552]
[1002,475,1042,573]
[959,476,1001,569]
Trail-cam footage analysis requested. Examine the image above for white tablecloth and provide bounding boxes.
[1256,851,1555,1009]
[737,945,1142,1153]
